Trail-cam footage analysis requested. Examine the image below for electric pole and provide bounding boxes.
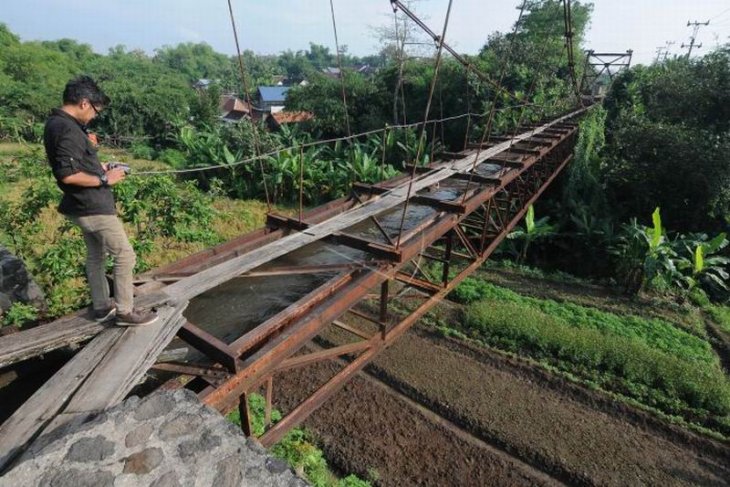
[681,20,710,58]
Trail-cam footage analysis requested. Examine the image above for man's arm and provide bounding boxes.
[61,168,126,187]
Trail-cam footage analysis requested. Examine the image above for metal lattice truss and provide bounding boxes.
[151,122,581,447]
[579,50,633,99]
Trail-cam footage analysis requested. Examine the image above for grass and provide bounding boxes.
[448,275,730,434]
[480,261,708,337]
[706,305,730,335]
[228,394,371,487]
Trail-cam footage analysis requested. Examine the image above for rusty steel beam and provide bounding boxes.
[256,150,576,447]
[177,322,242,372]
[198,128,579,423]
[273,340,372,373]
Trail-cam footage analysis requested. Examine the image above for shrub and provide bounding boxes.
[2,302,38,328]
[130,142,155,160]
[158,148,187,169]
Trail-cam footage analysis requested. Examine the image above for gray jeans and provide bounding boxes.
[68,215,136,315]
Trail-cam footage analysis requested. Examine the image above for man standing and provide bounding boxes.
[44,75,157,326]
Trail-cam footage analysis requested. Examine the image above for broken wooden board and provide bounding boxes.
[0,327,124,472]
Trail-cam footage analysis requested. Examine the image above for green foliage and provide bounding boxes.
[452,279,717,364]
[610,208,730,296]
[602,49,730,232]
[454,280,730,422]
[706,305,730,335]
[114,175,219,271]
[130,143,155,160]
[286,72,385,138]
[506,205,556,264]
[227,394,370,487]
[2,302,38,328]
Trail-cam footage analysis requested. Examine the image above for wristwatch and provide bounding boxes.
[99,173,109,187]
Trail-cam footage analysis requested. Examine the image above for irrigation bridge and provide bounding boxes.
[0,108,586,470]
[0,0,635,473]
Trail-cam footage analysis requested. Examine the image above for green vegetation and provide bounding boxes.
[228,394,370,487]
[0,144,271,321]
[449,275,730,433]
[1,302,38,328]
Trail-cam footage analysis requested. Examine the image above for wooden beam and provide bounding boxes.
[33,304,189,441]
[0,313,104,369]
[328,233,402,261]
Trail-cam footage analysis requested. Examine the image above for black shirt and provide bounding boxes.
[44,108,116,216]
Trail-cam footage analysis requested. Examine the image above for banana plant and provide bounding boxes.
[507,205,556,264]
[676,232,730,292]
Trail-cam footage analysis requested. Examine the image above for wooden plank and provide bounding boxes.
[35,304,188,439]
[0,291,170,368]
[0,312,105,369]
[0,327,124,472]
[164,108,585,303]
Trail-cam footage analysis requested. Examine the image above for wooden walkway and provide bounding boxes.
[0,108,586,471]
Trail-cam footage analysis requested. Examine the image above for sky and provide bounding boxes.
[1,1,729,66]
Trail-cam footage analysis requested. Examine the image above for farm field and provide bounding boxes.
[270,268,730,486]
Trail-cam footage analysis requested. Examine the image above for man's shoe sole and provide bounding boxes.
[116,316,159,327]
[94,308,116,323]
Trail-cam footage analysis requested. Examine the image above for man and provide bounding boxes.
[44,75,157,326]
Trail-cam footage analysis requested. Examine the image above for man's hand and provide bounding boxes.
[106,167,126,185]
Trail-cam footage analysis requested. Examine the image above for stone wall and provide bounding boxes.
[0,246,45,315]
[1,390,308,487]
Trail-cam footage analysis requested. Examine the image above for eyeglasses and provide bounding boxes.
[85,99,102,117]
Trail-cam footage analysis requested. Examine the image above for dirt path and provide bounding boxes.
[273,325,729,486]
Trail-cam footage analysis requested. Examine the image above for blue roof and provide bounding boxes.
[258,86,290,103]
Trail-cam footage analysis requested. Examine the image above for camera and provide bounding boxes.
[107,162,132,175]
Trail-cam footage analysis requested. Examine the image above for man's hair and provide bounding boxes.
[62,75,110,107]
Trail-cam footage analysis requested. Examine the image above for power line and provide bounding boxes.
[709,7,730,21]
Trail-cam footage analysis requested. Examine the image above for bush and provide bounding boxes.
[2,302,38,328]
[130,143,155,160]
[158,148,187,169]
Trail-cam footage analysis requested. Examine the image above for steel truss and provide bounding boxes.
[149,122,580,447]
[579,50,633,100]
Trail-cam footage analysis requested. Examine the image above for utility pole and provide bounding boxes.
[662,41,675,61]
[681,20,710,58]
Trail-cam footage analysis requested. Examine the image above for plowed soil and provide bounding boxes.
[272,324,730,486]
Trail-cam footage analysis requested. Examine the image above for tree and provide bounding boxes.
[601,48,730,232]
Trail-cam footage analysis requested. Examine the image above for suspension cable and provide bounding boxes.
[390,0,524,105]
[459,0,529,204]
[392,7,409,126]
[562,0,582,105]
[226,0,272,211]
[394,0,454,249]
[329,0,352,137]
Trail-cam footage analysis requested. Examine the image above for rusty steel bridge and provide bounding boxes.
[0,108,585,470]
